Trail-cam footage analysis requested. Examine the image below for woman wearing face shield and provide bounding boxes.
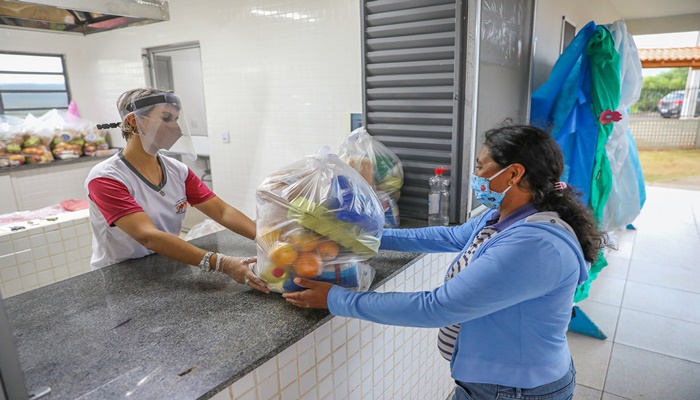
[282,125,611,399]
[85,88,269,293]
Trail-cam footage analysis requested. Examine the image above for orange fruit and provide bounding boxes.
[287,230,319,252]
[317,241,340,261]
[294,253,322,278]
[268,242,298,267]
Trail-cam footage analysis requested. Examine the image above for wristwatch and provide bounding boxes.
[198,251,215,272]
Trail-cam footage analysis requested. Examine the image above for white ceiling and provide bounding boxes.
[609,0,700,20]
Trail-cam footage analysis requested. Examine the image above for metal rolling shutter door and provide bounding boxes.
[361,0,464,221]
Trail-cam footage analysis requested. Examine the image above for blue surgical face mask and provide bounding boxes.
[470,165,512,210]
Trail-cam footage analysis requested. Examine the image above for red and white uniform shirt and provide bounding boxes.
[85,152,215,269]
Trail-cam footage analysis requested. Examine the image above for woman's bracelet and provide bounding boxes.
[198,251,215,272]
[215,253,223,272]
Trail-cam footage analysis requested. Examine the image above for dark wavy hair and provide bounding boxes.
[483,124,609,263]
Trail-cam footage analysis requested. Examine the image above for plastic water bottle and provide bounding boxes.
[428,167,450,226]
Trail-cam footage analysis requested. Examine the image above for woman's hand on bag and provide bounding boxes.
[219,255,270,294]
[282,278,333,309]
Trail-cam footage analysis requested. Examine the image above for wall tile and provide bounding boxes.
[332,326,346,351]
[315,355,332,381]
[279,357,298,389]
[298,347,315,375]
[2,278,22,297]
[315,336,331,362]
[20,273,38,290]
[254,357,278,383]
[346,318,359,339]
[317,374,333,399]
[20,261,37,276]
[299,368,317,396]
[235,389,255,400]
[1,266,20,281]
[33,245,49,260]
[297,332,314,353]
[333,378,349,400]
[0,254,16,268]
[75,223,91,237]
[78,235,92,247]
[230,371,255,395]
[65,250,80,263]
[49,243,66,257]
[315,321,331,341]
[0,240,15,256]
[63,238,79,251]
[14,249,33,265]
[45,230,62,244]
[50,253,66,268]
[280,381,299,400]
[12,237,30,252]
[332,345,346,369]
[79,246,92,259]
[257,374,278,400]
[278,344,297,368]
[53,265,69,281]
[60,226,77,240]
[37,269,54,285]
[299,387,317,400]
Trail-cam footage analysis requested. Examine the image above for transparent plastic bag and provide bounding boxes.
[52,111,91,159]
[602,21,645,230]
[83,128,109,156]
[0,115,26,167]
[255,146,383,293]
[19,112,55,164]
[339,127,404,227]
[185,218,226,241]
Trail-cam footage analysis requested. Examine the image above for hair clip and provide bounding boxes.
[554,182,568,191]
[96,122,121,130]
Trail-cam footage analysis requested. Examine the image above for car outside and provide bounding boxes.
[657,89,700,118]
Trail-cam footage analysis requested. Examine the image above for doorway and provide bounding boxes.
[145,42,211,232]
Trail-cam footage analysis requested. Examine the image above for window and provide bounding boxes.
[0,52,71,117]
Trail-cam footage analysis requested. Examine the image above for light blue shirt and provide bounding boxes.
[328,207,589,388]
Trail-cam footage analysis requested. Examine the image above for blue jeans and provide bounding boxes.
[452,361,576,400]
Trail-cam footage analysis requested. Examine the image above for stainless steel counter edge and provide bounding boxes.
[4,223,427,399]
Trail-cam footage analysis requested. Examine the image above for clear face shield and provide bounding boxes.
[119,93,197,160]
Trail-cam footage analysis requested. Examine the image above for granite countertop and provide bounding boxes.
[4,220,427,400]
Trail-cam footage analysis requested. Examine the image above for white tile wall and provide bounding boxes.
[0,211,92,298]
[7,160,102,212]
[0,0,363,220]
[211,253,458,400]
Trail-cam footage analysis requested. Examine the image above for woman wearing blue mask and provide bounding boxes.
[283,124,609,400]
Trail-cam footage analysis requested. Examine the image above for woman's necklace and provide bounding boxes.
[125,150,165,196]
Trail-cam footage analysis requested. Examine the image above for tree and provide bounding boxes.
[632,68,689,113]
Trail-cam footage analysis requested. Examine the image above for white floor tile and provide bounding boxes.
[628,259,700,294]
[598,255,630,280]
[604,343,700,400]
[585,276,626,307]
[622,282,700,324]
[615,308,700,363]
[575,385,602,400]
[567,332,613,390]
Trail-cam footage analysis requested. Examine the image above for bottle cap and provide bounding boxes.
[434,167,449,175]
